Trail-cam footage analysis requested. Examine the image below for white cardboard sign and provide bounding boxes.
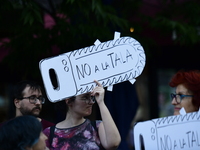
[39,32,146,102]
[134,110,200,150]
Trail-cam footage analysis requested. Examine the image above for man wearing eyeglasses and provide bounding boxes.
[9,80,54,129]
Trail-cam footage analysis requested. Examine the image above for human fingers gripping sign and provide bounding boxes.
[92,80,105,104]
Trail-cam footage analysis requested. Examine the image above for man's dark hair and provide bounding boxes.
[13,80,43,100]
[54,96,76,122]
[9,80,44,118]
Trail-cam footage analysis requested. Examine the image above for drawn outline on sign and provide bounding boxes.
[39,32,146,102]
[134,110,200,150]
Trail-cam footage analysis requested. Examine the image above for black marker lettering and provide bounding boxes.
[76,64,85,80]
[107,52,114,68]
[115,53,121,66]
[173,140,177,149]
[84,63,91,76]
[179,139,187,149]
[101,62,110,70]
[160,135,172,150]
[76,63,91,79]
[95,65,100,73]
[191,131,196,147]
[182,139,187,148]
[196,131,200,146]
[120,52,126,63]
[126,49,133,61]
[186,131,191,148]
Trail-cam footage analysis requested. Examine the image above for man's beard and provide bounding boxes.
[19,106,41,117]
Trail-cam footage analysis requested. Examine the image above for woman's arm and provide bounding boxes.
[91,80,121,150]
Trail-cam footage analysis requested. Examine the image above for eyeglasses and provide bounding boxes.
[80,95,96,104]
[20,95,45,104]
[170,93,193,104]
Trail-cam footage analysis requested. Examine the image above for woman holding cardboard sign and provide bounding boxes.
[170,69,200,115]
[43,80,121,150]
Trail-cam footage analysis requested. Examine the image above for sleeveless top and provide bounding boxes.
[43,119,103,150]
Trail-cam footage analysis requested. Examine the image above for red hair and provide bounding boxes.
[169,70,200,108]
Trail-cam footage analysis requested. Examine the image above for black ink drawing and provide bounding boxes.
[39,32,146,102]
[134,110,200,150]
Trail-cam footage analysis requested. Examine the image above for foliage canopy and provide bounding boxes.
[0,0,200,80]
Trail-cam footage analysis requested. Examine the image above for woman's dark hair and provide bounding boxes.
[169,70,200,108]
[0,115,42,150]
[54,96,76,122]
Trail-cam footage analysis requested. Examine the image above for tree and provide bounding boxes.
[0,0,130,80]
[0,0,200,80]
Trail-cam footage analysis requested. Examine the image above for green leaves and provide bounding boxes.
[0,0,200,79]
[21,1,43,25]
[146,0,200,45]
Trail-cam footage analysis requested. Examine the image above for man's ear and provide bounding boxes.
[14,99,21,108]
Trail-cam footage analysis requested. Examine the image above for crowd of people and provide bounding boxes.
[0,69,200,150]
[0,79,121,150]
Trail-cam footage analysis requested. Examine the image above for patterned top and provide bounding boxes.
[43,119,102,150]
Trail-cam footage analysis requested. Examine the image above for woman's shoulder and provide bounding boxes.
[88,119,102,129]
[95,120,102,127]
[43,125,53,135]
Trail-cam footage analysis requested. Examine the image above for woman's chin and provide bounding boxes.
[174,111,180,115]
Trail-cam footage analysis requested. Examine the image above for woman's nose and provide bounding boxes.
[171,97,177,105]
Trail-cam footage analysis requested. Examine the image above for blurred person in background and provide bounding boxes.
[0,80,54,129]
[0,115,49,150]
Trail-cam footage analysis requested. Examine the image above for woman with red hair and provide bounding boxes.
[169,70,200,115]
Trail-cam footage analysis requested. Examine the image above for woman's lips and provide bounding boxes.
[174,107,181,115]
[174,107,181,110]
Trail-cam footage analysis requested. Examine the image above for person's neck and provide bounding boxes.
[57,116,86,128]
[15,110,22,117]
[15,110,41,121]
